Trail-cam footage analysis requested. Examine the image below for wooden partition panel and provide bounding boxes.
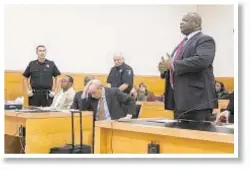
[4,70,234,106]
[215,77,234,92]
[4,71,27,104]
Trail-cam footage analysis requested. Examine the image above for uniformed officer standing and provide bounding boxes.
[23,45,61,107]
[107,52,134,94]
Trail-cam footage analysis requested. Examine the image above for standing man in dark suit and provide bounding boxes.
[158,12,217,121]
[80,79,136,121]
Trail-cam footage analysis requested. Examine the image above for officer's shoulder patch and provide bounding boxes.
[127,69,132,76]
[46,60,54,65]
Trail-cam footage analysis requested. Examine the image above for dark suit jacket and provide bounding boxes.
[71,90,94,111]
[161,71,175,110]
[71,91,82,110]
[162,32,217,112]
[80,87,136,120]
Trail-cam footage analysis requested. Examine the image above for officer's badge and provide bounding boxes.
[119,69,122,72]
[127,70,131,75]
[46,64,50,68]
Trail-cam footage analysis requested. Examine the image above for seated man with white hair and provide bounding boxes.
[80,79,136,121]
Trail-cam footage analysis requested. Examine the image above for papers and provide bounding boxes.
[217,124,234,129]
[38,107,52,111]
[16,106,60,113]
[5,97,24,105]
[146,119,177,123]
[117,119,132,122]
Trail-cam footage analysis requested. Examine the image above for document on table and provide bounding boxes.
[146,119,177,123]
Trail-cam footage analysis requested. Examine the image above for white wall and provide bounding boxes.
[4,5,234,76]
[198,5,234,77]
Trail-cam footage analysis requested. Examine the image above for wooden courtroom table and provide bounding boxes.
[137,100,230,119]
[94,119,234,154]
[5,111,93,154]
[137,101,173,119]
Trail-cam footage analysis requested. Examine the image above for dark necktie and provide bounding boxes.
[170,38,187,88]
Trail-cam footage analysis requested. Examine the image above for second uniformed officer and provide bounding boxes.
[107,52,134,94]
[23,45,61,107]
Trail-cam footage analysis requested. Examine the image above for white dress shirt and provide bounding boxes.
[172,30,201,70]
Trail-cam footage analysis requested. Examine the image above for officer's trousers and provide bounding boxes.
[28,89,53,107]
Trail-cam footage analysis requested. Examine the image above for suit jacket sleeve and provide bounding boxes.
[174,36,215,75]
[80,96,93,111]
[71,93,79,109]
[160,71,167,79]
[160,70,171,79]
[226,92,234,115]
[115,89,136,116]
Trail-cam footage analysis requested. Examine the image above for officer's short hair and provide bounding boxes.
[66,75,74,84]
[84,76,94,86]
[36,45,46,52]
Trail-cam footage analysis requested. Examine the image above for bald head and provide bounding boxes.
[113,52,124,67]
[88,79,103,99]
[180,12,202,35]
[89,79,102,88]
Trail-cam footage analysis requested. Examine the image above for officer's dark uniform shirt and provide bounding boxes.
[107,63,134,94]
[23,59,61,89]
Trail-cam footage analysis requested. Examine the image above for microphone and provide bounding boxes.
[177,97,218,123]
